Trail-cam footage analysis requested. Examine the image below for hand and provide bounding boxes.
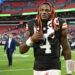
[31,32,43,42]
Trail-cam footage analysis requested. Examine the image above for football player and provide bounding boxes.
[19,2,72,75]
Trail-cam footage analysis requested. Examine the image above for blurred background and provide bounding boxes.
[0,0,75,75]
[0,0,75,50]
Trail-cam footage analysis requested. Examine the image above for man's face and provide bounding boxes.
[40,4,51,20]
[9,34,13,38]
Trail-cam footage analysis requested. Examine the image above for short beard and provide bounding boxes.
[41,19,48,23]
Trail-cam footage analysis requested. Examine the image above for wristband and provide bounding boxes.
[26,37,33,46]
[65,60,72,74]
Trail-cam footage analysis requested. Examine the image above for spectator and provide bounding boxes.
[4,33,16,67]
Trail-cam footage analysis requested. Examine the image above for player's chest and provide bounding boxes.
[33,20,55,39]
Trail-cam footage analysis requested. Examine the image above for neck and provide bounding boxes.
[41,19,48,26]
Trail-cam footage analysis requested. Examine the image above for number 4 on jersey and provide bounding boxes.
[40,37,51,54]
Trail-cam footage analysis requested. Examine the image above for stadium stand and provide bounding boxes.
[71,0,75,3]
[54,0,66,4]
[64,3,75,9]
[0,0,75,48]
[0,0,75,14]
[0,26,15,34]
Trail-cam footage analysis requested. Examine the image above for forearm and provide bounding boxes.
[19,31,31,54]
[60,29,72,75]
[62,48,72,75]
[19,31,43,54]
[63,49,71,60]
[62,43,72,74]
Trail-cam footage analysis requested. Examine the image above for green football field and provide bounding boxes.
[0,46,75,75]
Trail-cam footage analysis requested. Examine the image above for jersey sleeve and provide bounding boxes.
[54,17,67,30]
[58,17,67,29]
[62,22,67,29]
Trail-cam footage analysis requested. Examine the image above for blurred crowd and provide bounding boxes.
[0,27,26,46]
[0,27,75,50]
[67,28,75,50]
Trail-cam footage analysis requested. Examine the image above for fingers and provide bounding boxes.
[36,32,43,37]
[31,32,43,42]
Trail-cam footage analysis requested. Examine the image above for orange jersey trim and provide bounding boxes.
[62,23,67,29]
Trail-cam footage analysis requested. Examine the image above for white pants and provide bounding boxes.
[34,69,61,75]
